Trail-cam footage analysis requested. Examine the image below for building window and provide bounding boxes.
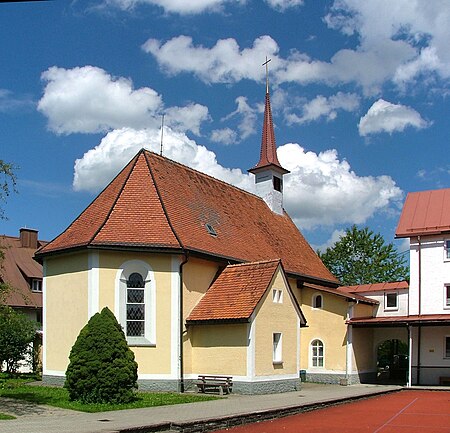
[126,273,145,337]
[273,333,282,363]
[312,294,323,309]
[445,285,450,309]
[445,240,450,260]
[117,260,155,346]
[273,289,283,303]
[31,279,42,292]
[311,339,324,367]
[445,336,450,359]
[273,176,282,192]
[385,292,398,310]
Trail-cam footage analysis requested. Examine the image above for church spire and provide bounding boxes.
[248,58,289,215]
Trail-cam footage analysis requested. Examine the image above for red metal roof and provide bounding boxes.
[248,91,288,175]
[0,233,46,308]
[396,188,450,238]
[187,259,281,322]
[37,150,337,284]
[340,281,409,294]
[348,314,450,326]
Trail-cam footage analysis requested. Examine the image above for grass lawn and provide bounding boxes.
[0,413,16,420]
[0,375,217,413]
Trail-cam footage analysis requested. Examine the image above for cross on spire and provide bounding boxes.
[262,57,271,94]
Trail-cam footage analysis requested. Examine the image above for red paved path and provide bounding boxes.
[214,391,450,433]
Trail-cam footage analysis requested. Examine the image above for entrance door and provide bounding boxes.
[377,339,408,384]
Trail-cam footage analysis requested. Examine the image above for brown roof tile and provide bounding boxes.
[37,150,337,284]
[396,188,450,238]
[187,259,280,322]
[0,233,46,308]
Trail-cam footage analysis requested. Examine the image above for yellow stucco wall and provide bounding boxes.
[353,302,374,318]
[254,269,299,376]
[44,252,88,372]
[190,324,248,375]
[182,258,220,374]
[300,288,348,371]
[352,327,375,372]
[98,251,174,375]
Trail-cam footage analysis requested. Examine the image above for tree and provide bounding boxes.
[65,307,138,404]
[318,225,409,285]
[0,306,37,373]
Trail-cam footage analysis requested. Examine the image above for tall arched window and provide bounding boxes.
[312,294,323,309]
[311,339,324,367]
[116,260,155,345]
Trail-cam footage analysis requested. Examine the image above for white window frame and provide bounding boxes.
[312,293,323,309]
[444,240,450,261]
[273,332,282,364]
[384,292,398,311]
[444,284,450,310]
[31,279,42,293]
[310,339,324,368]
[444,336,450,359]
[272,288,283,304]
[115,260,156,346]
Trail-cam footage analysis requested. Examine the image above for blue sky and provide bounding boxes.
[0,0,449,254]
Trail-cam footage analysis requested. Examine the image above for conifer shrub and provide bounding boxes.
[65,307,138,404]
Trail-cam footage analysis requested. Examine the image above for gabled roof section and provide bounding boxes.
[303,282,378,305]
[36,150,337,285]
[340,281,409,294]
[396,188,450,238]
[248,91,289,175]
[186,259,280,323]
[0,234,46,308]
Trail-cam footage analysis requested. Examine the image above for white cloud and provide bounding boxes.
[265,0,303,11]
[278,142,403,229]
[222,96,259,140]
[37,66,208,136]
[0,89,33,112]
[358,99,429,136]
[313,229,346,253]
[142,35,280,84]
[105,0,245,14]
[210,128,237,145]
[74,128,403,232]
[286,92,360,125]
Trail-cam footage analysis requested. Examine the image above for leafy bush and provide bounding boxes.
[0,306,36,373]
[65,307,138,404]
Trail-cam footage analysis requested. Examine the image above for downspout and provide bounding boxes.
[179,252,189,393]
[345,300,357,384]
[417,235,422,385]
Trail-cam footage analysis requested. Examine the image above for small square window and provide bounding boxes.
[272,289,283,303]
[385,293,398,310]
[273,176,282,192]
[445,240,450,260]
[31,279,42,292]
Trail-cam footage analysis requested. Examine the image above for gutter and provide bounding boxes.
[178,252,189,393]
[417,236,422,385]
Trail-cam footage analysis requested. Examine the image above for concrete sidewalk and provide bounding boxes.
[0,383,402,433]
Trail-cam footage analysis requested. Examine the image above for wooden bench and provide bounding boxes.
[196,375,233,395]
[439,376,450,386]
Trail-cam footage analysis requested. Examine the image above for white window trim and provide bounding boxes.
[31,278,42,293]
[310,338,325,369]
[444,240,450,262]
[444,284,450,310]
[115,260,156,346]
[272,288,283,304]
[273,332,282,364]
[312,293,323,309]
[384,292,398,311]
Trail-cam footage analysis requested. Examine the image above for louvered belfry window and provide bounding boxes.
[126,272,145,337]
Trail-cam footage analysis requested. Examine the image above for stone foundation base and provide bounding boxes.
[304,371,376,385]
[233,378,301,394]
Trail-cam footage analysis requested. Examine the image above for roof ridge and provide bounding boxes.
[144,149,274,206]
[143,150,183,249]
[226,258,281,268]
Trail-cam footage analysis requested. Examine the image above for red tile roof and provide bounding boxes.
[0,233,46,308]
[396,188,450,238]
[187,260,281,322]
[348,314,450,326]
[303,282,378,305]
[339,281,409,294]
[37,150,337,285]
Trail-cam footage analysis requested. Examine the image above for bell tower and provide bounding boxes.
[248,58,289,215]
